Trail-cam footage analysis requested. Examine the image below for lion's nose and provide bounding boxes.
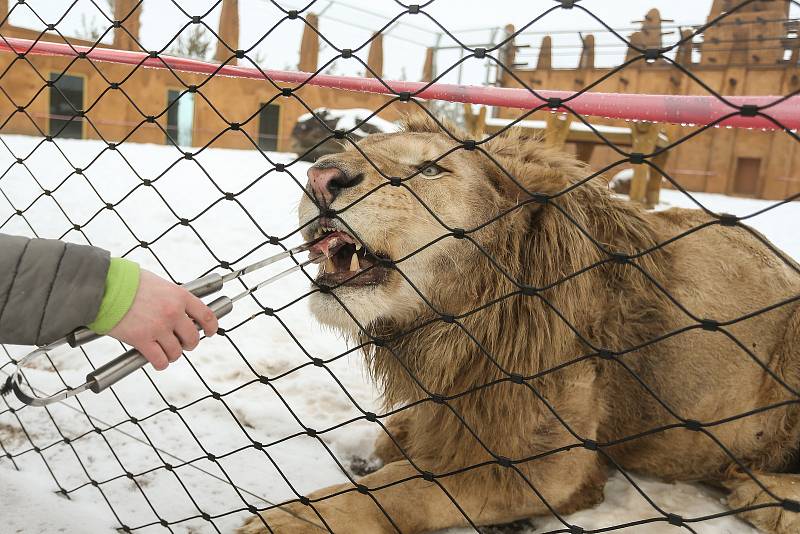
[307,164,362,206]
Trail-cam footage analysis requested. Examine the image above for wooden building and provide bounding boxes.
[0,0,797,200]
[497,0,800,200]
[0,0,397,153]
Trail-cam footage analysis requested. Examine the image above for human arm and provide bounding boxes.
[0,233,217,369]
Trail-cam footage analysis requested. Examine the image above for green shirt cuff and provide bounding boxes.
[88,258,140,334]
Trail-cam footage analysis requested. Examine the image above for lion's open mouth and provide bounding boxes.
[308,227,389,287]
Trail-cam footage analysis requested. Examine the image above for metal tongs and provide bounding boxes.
[2,241,317,407]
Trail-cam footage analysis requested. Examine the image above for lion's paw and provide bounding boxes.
[726,475,800,534]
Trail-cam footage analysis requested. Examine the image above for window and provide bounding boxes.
[732,157,762,196]
[258,103,280,151]
[166,89,194,147]
[49,73,84,139]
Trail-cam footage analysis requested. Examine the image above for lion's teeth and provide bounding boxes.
[325,257,335,272]
[349,253,359,272]
[355,241,362,251]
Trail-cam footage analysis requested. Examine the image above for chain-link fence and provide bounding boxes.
[1,0,800,533]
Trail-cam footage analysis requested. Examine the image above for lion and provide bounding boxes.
[240,114,800,533]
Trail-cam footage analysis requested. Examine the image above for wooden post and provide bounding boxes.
[629,122,662,206]
[214,0,239,63]
[625,32,647,63]
[578,34,594,70]
[113,0,141,51]
[497,24,515,87]
[463,103,486,138]
[544,113,571,149]
[640,8,663,49]
[421,47,434,82]
[675,29,694,66]
[476,106,487,138]
[365,33,383,78]
[537,36,552,71]
[647,151,669,206]
[575,143,595,164]
[298,13,319,72]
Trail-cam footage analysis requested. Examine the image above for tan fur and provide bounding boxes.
[240,115,800,533]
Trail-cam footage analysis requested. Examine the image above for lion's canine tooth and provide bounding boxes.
[325,257,335,273]
[350,253,359,272]
[355,242,362,251]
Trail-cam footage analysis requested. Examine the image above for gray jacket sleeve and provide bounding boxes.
[0,234,110,345]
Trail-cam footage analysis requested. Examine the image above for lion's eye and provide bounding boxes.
[420,163,445,179]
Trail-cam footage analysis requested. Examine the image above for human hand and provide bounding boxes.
[108,269,218,370]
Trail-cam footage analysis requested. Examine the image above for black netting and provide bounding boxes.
[1,1,800,533]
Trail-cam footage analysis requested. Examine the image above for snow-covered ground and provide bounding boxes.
[0,134,797,534]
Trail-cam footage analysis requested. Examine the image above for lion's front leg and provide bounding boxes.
[239,462,455,534]
[373,410,415,465]
[238,489,388,533]
[240,450,607,534]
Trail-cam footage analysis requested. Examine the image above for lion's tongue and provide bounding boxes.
[309,232,353,262]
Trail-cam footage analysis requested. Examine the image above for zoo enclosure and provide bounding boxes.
[0,0,799,533]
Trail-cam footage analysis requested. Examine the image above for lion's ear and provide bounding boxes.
[399,112,440,133]
[399,112,467,138]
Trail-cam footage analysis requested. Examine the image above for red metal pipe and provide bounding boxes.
[1,36,798,131]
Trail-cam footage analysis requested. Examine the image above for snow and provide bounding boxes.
[613,168,634,180]
[0,134,797,533]
[662,189,800,262]
[0,463,115,533]
[607,168,800,258]
[296,108,399,137]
